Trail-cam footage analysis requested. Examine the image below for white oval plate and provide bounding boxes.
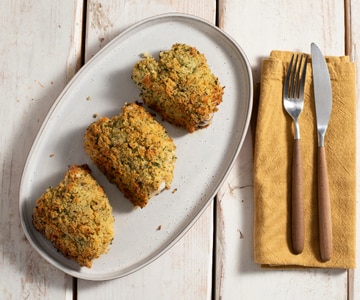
[19,13,253,280]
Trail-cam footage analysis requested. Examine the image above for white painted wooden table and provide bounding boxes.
[1,1,359,299]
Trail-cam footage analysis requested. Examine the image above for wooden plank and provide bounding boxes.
[349,0,360,299]
[218,0,345,84]
[0,1,83,299]
[77,1,216,299]
[84,0,216,63]
[216,0,350,298]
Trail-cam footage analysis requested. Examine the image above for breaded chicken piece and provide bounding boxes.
[132,43,224,133]
[84,103,176,208]
[32,164,114,268]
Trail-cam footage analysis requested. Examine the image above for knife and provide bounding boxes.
[311,42,332,261]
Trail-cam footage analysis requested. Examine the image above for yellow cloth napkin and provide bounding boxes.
[253,50,356,268]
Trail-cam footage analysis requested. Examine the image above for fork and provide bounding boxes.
[283,53,308,254]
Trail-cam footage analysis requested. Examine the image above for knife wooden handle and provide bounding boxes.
[318,146,332,261]
[292,139,304,254]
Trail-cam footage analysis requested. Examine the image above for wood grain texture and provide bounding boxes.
[317,147,332,262]
[84,0,217,62]
[350,0,360,299]
[77,1,216,299]
[0,1,82,299]
[291,139,305,255]
[215,0,350,298]
[219,0,345,83]
[1,0,359,299]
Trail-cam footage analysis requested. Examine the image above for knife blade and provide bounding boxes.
[311,42,332,262]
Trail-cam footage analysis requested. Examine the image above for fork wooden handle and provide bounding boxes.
[318,146,332,261]
[292,139,304,254]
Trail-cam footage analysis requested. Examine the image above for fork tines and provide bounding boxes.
[284,54,308,100]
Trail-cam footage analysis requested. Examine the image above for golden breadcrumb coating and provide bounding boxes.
[131,43,224,133]
[84,103,177,208]
[32,164,115,268]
